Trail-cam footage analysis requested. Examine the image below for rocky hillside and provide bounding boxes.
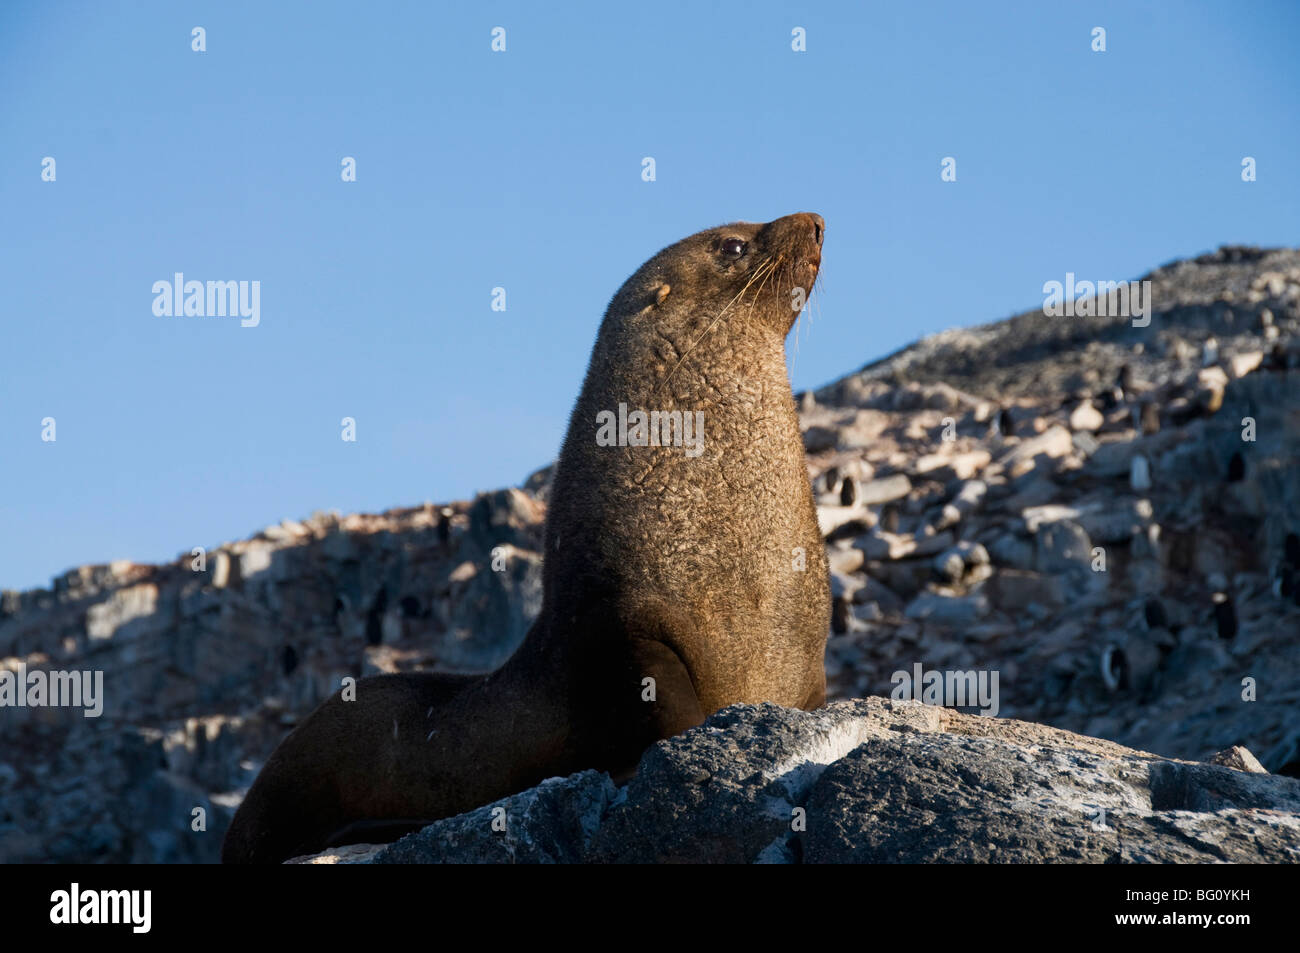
[2,245,1298,863]
[807,245,1300,777]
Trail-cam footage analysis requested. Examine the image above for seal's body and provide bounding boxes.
[222,213,830,863]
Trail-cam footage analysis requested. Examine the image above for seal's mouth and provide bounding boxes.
[802,247,822,286]
[768,212,823,280]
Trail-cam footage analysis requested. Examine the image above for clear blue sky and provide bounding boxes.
[2,1,1297,592]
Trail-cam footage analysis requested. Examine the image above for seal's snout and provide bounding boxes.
[766,212,824,267]
[787,212,823,239]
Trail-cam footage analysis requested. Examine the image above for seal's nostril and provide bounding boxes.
[807,215,824,246]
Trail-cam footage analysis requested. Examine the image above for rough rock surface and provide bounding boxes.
[3,245,1299,862]
[295,699,1300,864]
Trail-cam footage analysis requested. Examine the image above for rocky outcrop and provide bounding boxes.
[0,496,543,863]
[294,698,1300,863]
[3,245,1299,863]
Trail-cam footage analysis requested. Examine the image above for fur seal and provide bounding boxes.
[221,212,831,863]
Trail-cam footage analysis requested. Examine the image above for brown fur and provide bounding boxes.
[221,213,831,863]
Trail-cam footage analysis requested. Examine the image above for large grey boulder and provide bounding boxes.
[295,697,1300,864]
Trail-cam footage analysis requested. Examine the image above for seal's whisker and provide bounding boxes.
[741,255,779,311]
[751,255,779,315]
[810,269,825,327]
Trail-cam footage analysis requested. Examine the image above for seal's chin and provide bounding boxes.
[779,258,819,335]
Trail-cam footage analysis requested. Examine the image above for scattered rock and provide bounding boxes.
[985,569,1064,611]
[856,474,913,506]
[904,590,989,626]
[998,426,1074,478]
[1209,746,1268,775]
[933,541,989,583]
[1069,401,1104,432]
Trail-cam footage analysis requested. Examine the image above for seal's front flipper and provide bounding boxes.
[628,633,706,741]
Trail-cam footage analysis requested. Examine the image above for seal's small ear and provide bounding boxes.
[637,283,671,317]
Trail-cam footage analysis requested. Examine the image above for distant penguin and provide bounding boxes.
[998,408,1016,437]
[1140,402,1161,435]
[1100,644,1128,692]
[1212,595,1238,640]
[1101,634,1162,696]
[831,596,849,635]
[1117,363,1135,397]
[1143,598,1169,631]
[1227,451,1246,482]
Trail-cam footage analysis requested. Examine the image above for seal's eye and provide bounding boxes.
[720,238,747,259]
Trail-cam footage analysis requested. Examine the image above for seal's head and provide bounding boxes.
[606,212,824,346]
